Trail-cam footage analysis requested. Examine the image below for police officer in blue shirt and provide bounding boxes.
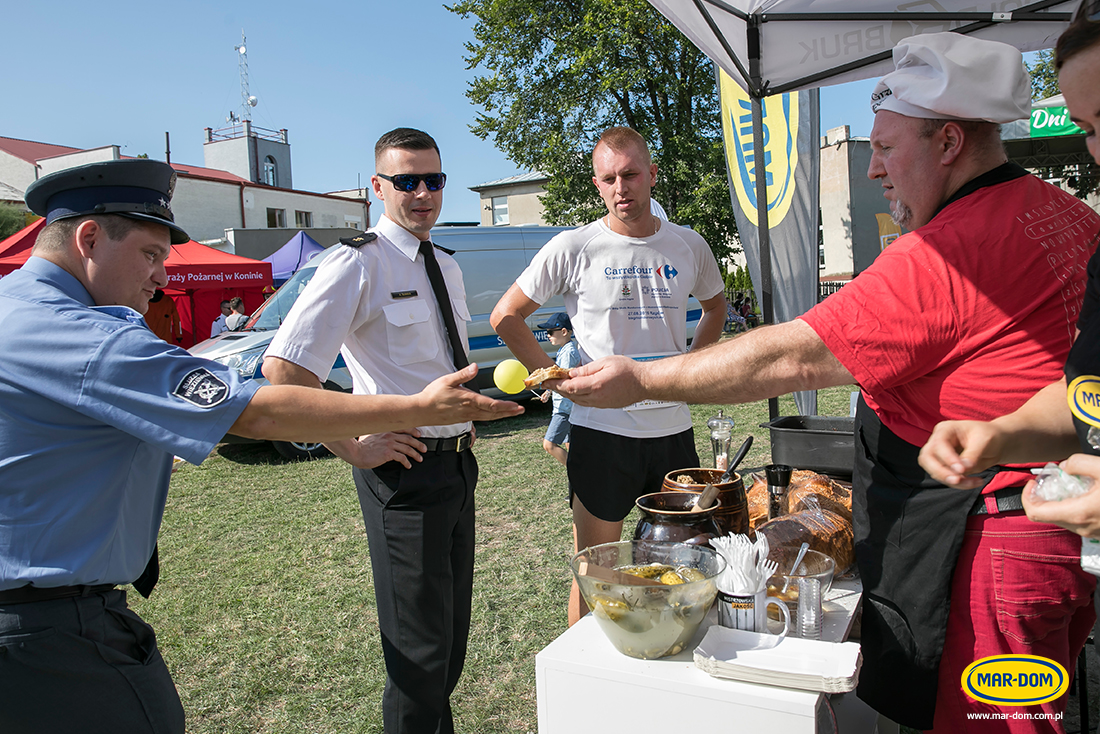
[0,159,520,734]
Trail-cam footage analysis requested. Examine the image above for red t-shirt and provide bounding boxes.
[802,171,1098,463]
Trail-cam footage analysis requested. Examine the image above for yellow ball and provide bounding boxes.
[493,359,529,394]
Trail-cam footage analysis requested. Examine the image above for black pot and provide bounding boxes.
[633,491,723,547]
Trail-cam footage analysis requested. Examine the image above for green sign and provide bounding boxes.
[1031,106,1084,138]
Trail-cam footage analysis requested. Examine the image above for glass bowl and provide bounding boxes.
[765,547,835,612]
[570,540,725,659]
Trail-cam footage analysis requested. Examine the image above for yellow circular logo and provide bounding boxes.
[719,71,800,228]
[1068,375,1100,429]
[961,655,1069,706]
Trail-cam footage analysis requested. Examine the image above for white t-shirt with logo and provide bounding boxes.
[516,218,723,438]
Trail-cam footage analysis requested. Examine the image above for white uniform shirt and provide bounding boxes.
[516,218,723,438]
[210,314,228,338]
[266,215,472,439]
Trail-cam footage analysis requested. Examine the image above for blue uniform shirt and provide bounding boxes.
[0,257,260,590]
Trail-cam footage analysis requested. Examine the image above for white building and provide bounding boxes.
[0,130,369,254]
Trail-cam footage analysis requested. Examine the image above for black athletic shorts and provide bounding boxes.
[566,424,699,522]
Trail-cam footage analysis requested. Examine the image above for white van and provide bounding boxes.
[190,224,706,458]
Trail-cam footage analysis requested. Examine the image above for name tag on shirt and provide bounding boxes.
[391,290,418,299]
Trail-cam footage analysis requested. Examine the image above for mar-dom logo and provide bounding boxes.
[656,264,678,279]
[719,69,800,228]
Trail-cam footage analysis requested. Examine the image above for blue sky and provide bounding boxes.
[3,0,879,224]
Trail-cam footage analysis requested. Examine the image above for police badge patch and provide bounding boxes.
[174,368,230,407]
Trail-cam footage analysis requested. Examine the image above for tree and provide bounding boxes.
[0,203,25,241]
[1029,49,1060,101]
[448,0,738,262]
[1026,51,1098,198]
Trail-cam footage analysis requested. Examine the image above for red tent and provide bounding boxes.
[0,224,272,348]
[162,241,272,347]
[0,218,44,260]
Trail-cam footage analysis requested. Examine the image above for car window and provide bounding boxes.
[245,267,319,331]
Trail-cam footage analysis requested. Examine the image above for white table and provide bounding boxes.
[536,578,878,734]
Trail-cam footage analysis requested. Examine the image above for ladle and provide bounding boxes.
[690,483,721,512]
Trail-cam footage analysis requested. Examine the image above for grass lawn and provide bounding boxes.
[134,385,856,733]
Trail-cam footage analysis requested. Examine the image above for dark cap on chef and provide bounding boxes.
[24,159,190,244]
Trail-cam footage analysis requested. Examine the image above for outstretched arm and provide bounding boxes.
[557,319,854,408]
[243,359,522,450]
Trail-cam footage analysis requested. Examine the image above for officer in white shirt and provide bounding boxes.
[491,126,727,626]
[210,299,231,338]
[263,128,479,734]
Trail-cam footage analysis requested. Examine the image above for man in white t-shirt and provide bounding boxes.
[490,126,727,625]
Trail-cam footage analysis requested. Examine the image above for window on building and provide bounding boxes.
[262,156,278,186]
[267,208,286,228]
[295,210,313,228]
[492,196,509,225]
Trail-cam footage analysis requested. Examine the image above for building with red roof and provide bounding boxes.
[0,128,369,251]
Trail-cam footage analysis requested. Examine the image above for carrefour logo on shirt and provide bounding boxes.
[603,264,678,279]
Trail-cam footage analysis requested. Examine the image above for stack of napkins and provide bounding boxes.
[694,626,862,693]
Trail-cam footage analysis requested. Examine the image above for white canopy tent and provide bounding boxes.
[649,0,1076,97]
[648,0,1077,416]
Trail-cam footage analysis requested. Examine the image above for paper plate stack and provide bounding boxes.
[694,626,862,693]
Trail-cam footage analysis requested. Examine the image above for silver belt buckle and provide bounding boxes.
[456,433,472,452]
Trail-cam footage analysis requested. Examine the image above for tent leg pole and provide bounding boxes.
[751,95,778,421]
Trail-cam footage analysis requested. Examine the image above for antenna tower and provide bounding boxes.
[231,30,257,124]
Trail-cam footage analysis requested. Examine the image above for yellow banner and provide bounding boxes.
[718,70,800,228]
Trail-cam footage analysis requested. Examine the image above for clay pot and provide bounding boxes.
[662,468,750,537]
[633,492,723,547]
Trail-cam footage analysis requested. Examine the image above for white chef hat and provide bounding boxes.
[870,32,1031,123]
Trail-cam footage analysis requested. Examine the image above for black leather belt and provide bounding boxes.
[968,487,1025,515]
[0,583,116,605]
[420,432,472,453]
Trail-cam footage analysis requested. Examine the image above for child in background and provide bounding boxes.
[537,313,580,466]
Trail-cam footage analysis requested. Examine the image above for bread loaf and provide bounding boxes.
[746,472,768,529]
[757,509,855,572]
[787,470,852,523]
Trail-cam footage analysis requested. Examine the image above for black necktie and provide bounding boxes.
[419,241,470,371]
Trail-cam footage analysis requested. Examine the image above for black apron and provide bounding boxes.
[853,396,983,729]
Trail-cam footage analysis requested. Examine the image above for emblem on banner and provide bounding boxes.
[719,70,800,228]
[1068,375,1100,429]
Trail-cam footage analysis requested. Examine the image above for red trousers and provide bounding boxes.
[931,512,1096,733]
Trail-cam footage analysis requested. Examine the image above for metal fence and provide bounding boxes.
[819,280,848,302]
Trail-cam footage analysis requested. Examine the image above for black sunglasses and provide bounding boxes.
[378,172,447,192]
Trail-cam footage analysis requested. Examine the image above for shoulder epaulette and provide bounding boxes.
[433,243,455,256]
[340,231,378,248]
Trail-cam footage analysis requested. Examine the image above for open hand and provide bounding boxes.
[419,364,524,424]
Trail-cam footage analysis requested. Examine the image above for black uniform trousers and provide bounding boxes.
[354,446,477,734]
[0,587,184,734]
